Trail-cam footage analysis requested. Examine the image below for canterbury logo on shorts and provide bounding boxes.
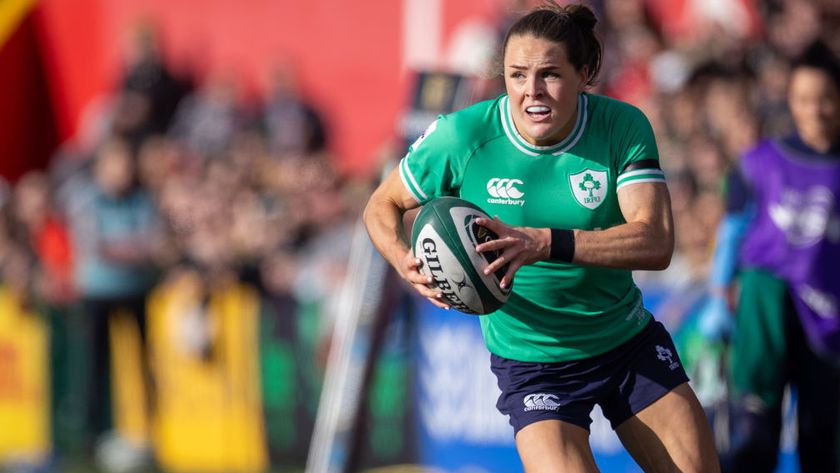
[523,393,562,411]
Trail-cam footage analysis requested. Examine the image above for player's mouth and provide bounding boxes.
[525,105,551,122]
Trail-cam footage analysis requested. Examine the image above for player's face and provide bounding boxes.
[788,66,840,151]
[503,34,588,146]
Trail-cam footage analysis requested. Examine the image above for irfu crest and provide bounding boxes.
[569,169,608,210]
[579,173,601,196]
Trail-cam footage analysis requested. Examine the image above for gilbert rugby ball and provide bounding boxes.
[411,196,511,315]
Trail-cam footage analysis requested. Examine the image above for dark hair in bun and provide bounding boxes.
[502,2,602,86]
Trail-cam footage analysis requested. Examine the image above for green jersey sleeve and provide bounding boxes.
[399,111,479,204]
[611,102,666,191]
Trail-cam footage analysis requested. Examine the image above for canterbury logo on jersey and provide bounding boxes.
[486,178,525,206]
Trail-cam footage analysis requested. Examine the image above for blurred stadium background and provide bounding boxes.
[0,0,838,472]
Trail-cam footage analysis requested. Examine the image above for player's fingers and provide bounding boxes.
[406,270,433,286]
[412,281,441,299]
[399,259,419,279]
[475,237,508,253]
[427,295,451,310]
[485,244,523,275]
[500,262,521,289]
[482,253,506,275]
[403,256,423,271]
[475,216,506,233]
[484,248,515,275]
[479,234,523,253]
[412,285,450,309]
[405,264,451,309]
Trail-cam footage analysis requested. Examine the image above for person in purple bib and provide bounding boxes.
[702,41,840,472]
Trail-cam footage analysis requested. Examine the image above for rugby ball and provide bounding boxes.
[411,196,511,315]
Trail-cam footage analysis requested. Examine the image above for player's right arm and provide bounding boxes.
[363,167,450,309]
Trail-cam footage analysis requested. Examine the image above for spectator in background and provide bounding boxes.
[0,185,36,309]
[119,22,192,140]
[10,172,75,306]
[601,0,663,105]
[263,63,328,157]
[753,50,793,138]
[169,71,247,158]
[136,135,182,195]
[64,136,163,455]
[700,41,840,472]
[8,171,83,459]
[766,0,822,59]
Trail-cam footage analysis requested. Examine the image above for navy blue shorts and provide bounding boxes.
[490,320,689,435]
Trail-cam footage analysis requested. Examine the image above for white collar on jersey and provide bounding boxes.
[499,93,588,156]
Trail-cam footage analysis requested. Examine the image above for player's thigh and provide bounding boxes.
[615,383,720,473]
[515,419,600,473]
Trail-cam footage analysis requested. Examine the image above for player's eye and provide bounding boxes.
[543,71,560,79]
[510,71,525,79]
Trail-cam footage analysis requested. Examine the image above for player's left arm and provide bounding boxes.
[475,181,673,289]
[571,102,675,271]
[569,102,674,270]
[572,181,674,270]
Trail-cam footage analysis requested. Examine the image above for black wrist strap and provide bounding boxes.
[550,229,575,263]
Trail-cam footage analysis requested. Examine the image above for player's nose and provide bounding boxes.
[525,76,543,97]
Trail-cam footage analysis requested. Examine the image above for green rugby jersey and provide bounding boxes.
[400,93,666,362]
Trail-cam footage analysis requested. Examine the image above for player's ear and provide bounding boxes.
[578,66,590,91]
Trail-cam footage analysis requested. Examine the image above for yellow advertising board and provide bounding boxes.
[0,287,49,463]
[147,272,267,473]
[109,310,150,447]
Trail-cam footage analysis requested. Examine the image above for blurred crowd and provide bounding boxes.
[0,22,358,309]
[592,0,839,292]
[0,21,361,469]
[2,0,840,470]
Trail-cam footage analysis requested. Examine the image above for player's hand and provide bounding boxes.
[398,249,451,310]
[473,217,550,290]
